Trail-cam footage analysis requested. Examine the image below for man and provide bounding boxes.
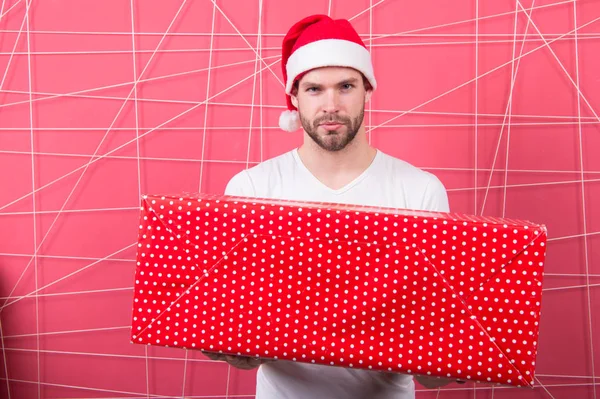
[205,14,455,398]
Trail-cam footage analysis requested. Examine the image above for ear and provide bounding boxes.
[365,90,373,104]
[291,94,299,109]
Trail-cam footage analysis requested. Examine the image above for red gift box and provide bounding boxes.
[130,193,547,387]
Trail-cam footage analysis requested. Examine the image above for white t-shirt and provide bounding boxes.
[224,148,450,399]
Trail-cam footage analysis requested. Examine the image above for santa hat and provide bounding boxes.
[279,14,377,132]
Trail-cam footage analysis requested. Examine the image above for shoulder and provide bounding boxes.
[224,150,296,197]
[376,151,440,188]
[376,150,450,212]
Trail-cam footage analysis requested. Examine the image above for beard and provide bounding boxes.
[299,106,365,152]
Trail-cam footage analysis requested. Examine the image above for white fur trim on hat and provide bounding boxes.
[285,39,377,94]
[279,110,300,132]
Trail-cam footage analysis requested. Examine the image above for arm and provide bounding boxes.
[203,170,264,369]
[382,175,453,387]
[421,174,450,213]
[224,169,256,197]
[415,176,465,388]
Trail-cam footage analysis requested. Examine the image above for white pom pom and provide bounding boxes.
[279,110,300,132]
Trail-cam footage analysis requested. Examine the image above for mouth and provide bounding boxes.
[319,122,343,131]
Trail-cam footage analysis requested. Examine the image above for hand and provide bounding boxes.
[414,374,465,389]
[202,351,274,370]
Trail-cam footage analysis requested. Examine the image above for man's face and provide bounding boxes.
[291,67,371,152]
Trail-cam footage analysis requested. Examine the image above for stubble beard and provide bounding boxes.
[299,105,365,152]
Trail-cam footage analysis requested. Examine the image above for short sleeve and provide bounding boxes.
[421,175,450,212]
[224,170,256,197]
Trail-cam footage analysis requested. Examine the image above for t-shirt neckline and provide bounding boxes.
[291,148,382,195]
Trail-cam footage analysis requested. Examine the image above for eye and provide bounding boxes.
[342,83,354,90]
[306,87,319,93]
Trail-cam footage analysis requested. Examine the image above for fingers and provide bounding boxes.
[225,355,263,370]
[202,351,271,370]
[202,351,224,361]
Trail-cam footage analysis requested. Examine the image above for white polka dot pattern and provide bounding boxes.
[130,194,547,387]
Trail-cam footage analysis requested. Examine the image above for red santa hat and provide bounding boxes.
[279,14,377,132]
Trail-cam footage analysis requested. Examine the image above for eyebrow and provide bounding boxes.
[300,77,360,89]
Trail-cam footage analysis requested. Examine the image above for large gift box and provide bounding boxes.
[130,193,547,387]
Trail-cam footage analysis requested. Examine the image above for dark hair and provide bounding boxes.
[291,72,373,96]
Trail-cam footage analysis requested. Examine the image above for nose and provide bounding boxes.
[322,89,340,114]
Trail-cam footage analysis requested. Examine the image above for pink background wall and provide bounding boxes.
[1,0,599,398]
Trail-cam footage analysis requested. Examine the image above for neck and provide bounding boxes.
[297,128,377,190]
